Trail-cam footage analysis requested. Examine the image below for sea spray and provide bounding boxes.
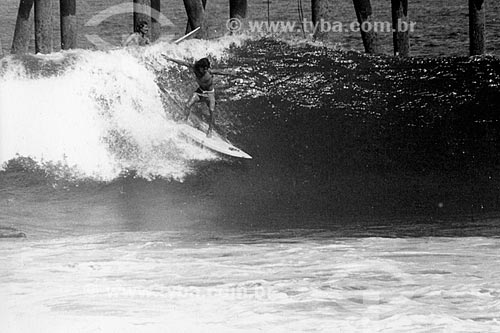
[0,37,246,181]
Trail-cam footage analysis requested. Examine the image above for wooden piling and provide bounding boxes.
[60,0,77,50]
[184,0,206,36]
[134,0,150,32]
[151,0,161,42]
[34,0,53,54]
[391,0,409,56]
[183,0,207,38]
[352,0,379,54]
[230,0,247,20]
[12,0,34,54]
[469,0,485,56]
[228,0,246,34]
[311,0,328,40]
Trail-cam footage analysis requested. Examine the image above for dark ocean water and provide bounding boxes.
[1,0,500,56]
[1,37,500,236]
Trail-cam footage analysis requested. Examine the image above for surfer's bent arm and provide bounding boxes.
[123,33,139,47]
[162,55,193,68]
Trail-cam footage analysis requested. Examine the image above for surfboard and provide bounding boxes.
[178,121,252,159]
[173,27,201,44]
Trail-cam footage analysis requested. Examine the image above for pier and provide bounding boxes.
[9,0,491,57]
[352,0,379,54]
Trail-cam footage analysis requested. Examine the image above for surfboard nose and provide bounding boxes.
[179,124,252,159]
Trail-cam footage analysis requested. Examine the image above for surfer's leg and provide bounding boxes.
[206,94,216,137]
[185,93,199,121]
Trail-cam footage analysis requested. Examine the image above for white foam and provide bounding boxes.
[1,234,500,332]
[0,37,246,181]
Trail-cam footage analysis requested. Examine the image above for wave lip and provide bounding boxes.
[0,37,248,181]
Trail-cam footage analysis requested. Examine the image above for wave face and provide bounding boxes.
[1,37,500,232]
[0,37,245,181]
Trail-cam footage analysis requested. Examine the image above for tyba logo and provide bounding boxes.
[85,3,175,49]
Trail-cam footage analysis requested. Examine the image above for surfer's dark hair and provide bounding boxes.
[136,21,148,32]
[194,58,211,70]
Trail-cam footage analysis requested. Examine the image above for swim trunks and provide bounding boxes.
[195,87,215,98]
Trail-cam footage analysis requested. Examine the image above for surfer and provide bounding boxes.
[162,56,236,137]
[123,21,150,47]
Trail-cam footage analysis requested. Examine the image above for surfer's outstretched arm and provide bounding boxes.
[162,55,193,68]
[210,69,238,77]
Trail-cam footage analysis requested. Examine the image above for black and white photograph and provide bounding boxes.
[1,0,499,331]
